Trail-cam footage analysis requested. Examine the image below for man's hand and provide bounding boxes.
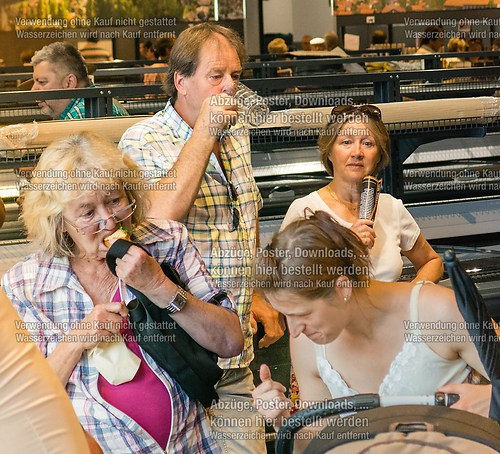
[251,292,285,348]
[438,383,491,418]
[194,93,238,138]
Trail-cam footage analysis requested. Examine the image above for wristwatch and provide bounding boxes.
[165,286,187,313]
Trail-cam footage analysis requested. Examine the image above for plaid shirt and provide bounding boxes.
[120,101,262,369]
[2,221,232,454]
[59,94,129,120]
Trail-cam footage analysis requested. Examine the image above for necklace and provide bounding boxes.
[327,184,358,214]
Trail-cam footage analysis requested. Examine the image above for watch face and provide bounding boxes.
[176,288,187,310]
[167,287,187,313]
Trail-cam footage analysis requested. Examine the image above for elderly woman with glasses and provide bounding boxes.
[2,133,243,453]
[282,104,443,283]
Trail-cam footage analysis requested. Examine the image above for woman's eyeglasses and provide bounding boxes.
[227,182,240,232]
[329,105,382,122]
[65,199,136,235]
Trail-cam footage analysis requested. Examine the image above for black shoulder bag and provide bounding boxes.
[106,239,223,407]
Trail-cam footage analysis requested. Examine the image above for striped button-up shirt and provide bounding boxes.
[2,221,232,453]
[120,101,262,369]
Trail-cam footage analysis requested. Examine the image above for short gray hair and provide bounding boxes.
[32,42,90,87]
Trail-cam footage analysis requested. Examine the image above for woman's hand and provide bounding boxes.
[350,219,376,249]
[252,364,290,427]
[47,302,127,385]
[70,302,128,352]
[438,383,492,418]
[114,245,173,298]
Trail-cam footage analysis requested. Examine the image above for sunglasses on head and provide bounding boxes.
[330,105,382,122]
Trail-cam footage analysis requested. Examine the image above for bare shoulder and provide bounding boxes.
[418,282,464,324]
[290,334,321,376]
[290,334,332,402]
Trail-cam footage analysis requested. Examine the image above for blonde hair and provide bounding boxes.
[318,110,390,177]
[447,38,467,53]
[267,38,288,54]
[22,133,148,257]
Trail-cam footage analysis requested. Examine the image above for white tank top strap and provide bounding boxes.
[313,342,327,359]
[409,281,433,334]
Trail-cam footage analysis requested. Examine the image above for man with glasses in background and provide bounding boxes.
[31,42,128,120]
[120,23,283,453]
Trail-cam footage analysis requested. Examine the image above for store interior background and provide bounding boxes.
[2,0,497,66]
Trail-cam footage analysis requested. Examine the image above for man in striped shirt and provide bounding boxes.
[120,23,284,454]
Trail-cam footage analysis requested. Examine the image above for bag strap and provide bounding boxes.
[106,239,185,289]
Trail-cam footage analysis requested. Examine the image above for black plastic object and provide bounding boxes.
[444,249,500,423]
[303,405,500,453]
[434,391,460,406]
[275,394,380,454]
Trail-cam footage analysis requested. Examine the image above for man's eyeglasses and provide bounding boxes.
[329,105,382,123]
[64,199,136,235]
[227,182,240,232]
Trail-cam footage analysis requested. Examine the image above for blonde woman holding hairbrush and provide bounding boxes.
[282,104,442,283]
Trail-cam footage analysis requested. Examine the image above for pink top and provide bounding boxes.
[98,288,172,450]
